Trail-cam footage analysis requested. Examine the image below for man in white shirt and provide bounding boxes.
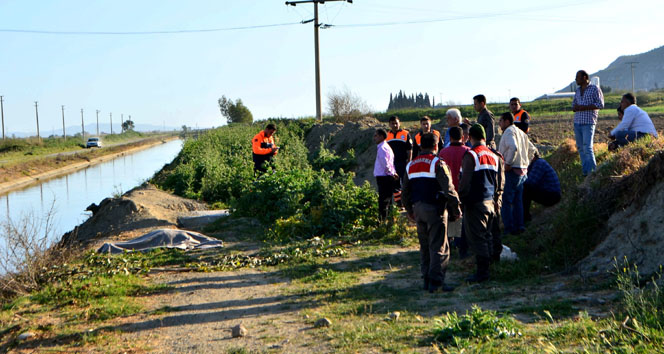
[498,112,538,235]
[610,93,658,149]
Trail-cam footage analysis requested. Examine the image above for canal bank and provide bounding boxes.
[0,136,179,196]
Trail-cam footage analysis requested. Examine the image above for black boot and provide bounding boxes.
[465,256,490,283]
[423,276,429,291]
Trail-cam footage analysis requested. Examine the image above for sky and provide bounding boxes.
[0,0,663,134]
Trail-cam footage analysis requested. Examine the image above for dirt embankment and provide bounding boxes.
[0,136,178,195]
[61,183,208,248]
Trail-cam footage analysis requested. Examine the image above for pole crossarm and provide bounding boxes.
[286,0,351,5]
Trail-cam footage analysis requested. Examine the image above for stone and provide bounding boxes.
[231,324,247,338]
[17,332,35,340]
[314,318,332,328]
[388,311,400,321]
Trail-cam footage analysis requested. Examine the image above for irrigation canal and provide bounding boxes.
[1,139,183,246]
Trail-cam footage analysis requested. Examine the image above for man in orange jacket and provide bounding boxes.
[252,123,279,172]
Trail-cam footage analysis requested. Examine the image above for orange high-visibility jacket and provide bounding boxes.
[252,130,278,156]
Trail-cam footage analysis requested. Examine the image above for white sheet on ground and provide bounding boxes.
[97,228,223,254]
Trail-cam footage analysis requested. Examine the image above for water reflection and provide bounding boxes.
[0,139,182,244]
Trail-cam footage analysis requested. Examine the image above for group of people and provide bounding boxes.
[373,95,563,293]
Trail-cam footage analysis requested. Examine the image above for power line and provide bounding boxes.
[0,22,301,36]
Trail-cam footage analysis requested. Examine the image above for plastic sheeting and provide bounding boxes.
[97,228,223,254]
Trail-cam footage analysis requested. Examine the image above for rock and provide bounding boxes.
[17,332,35,340]
[388,311,400,321]
[231,324,247,338]
[314,318,332,328]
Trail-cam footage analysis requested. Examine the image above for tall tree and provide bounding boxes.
[218,96,253,124]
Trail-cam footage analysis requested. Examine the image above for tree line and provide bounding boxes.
[387,91,432,111]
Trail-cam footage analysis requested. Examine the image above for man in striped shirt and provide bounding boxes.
[572,70,604,176]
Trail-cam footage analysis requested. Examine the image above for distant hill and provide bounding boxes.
[559,45,664,93]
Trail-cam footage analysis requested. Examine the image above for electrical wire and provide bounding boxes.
[0,22,302,35]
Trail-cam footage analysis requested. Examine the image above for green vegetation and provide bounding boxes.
[218,95,254,124]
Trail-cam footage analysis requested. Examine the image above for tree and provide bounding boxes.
[327,87,371,123]
[218,95,253,124]
[122,119,135,131]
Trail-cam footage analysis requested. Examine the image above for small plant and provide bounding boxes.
[614,258,664,330]
[433,305,521,347]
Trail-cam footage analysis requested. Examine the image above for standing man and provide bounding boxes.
[412,116,443,157]
[472,94,496,149]
[374,128,399,221]
[386,116,413,206]
[252,123,279,173]
[498,112,538,235]
[458,124,504,282]
[609,93,658,148]
[572,70,604,176]
[402,133,461,293]
[439,126,471,258]
[443,108,463,148]
[509,97,531,133]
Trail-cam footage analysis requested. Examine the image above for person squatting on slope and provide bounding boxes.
[609,92,658,150]
[373,128,399,221]
[252,123,279,173]
[458,124,504,283]
[402,133,462,293]
[523,153,561,223]
[386,116,413,207]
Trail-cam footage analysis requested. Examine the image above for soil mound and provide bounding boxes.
[578,150,664,277]
[60,184,207,247]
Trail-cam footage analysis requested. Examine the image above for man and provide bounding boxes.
[460,123,473,148]
[509,97,531,133]
[523,153,561,222]
[458,124,504,282]
[373,128,399,221]
[443,108,463,148]
[412,116,443,157]
[438,126,470,258]
[609,93,658,148]
[252,123,279,172]
[402,133,461,293]
[498,112,538,235]
[572,70,604,176]
[386,116,413,206]
[472,94,496,148]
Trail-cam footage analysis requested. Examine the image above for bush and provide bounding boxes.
[327,87,371,123]
[433,306,521,348]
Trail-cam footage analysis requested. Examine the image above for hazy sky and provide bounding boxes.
[1,0,662,133]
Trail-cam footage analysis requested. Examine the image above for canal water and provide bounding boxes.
[0,139,183,246]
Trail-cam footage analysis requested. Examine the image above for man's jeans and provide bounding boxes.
[614,130,650,148]
[574,123,597,175]
[501,171,527,234]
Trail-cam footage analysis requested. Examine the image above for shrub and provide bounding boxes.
[433,306,521,348]
[615,258,664,330]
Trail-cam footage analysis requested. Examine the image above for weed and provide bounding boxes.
[433,306,521,348]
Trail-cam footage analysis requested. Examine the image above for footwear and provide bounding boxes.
[466,256,490,283]
[423,277,429,291]
[429,282,455,293]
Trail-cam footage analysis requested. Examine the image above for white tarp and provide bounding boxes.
[97,228,223,254]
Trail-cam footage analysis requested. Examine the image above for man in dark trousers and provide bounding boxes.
[402,133,461,293]
[458,124,504,282]
[373,128,398,221]
[252,123,279,172]
[472,94,496,148]
[386,116,413,207]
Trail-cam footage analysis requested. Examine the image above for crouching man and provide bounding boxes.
[402,133,462,293]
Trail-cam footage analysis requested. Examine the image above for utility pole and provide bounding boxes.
[34,101,41,143]
[626,61,638,93]
[61,105,66,141]
[96,110,100,136]
[81,109,85,143]
[285,0,352,121]
[110,112,113,134]
[121,113,124,133]
[1,95,5,140]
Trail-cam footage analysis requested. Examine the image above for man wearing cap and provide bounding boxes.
[458,124,504,282]
[402,133,461,293]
